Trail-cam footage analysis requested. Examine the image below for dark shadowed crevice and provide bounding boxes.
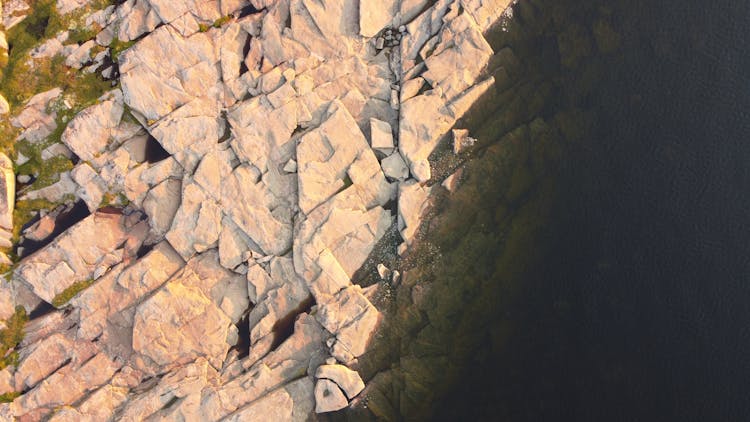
[28,301,55,320]
[160,396,181,412]
[270,295,314,351]
[237,5,264,18]
[235,313,251,358]
[218,115,232,143]
[144,134,171,163]
[18,201,91,259]
[239,36,252,76]
[135,242,154,259]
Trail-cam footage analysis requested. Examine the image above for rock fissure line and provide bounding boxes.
[0,0,514,419]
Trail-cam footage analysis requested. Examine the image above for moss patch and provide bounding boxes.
[51,278,94,308]
[109,38,136,62]
[213,15,233,28]
[0,307,28,372]
[0,391,21,403]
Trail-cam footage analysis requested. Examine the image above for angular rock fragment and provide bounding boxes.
[14,211,148,305]
[315,364,365,399]
[0,153,14,234]
[62,90,124,161]
[132,281,234,374]
[370,117,394,154]
[314,378,348,413]
[381,152,410,180]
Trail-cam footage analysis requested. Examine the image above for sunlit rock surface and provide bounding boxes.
[0,0,513,418]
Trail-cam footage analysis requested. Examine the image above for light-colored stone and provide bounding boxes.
[64,40,96,69]
[142,177,181,237]
[248,257,310,344]
[442,167,463,192]
[381,152,409,180]
[398,180,432,245]
[370,118,394,153]
[133,281,234,374]
[0,153,14,230]
[315,364,364,399]
[56,0,91,14]
[225,377,315,422]
[283,159,298,173]
[14,211,148,304]
[452,128,477,153]
[314,378,348,413]
[165,181,222,259]
[71,163,107,212]
[316,285,380,363]
[376,263,391,280]
[359,0,397,38]
[0,95,9,115]
[218,215,252,270]
[61,90,124,161]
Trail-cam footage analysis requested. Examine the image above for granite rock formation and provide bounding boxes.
[0,0,512,419]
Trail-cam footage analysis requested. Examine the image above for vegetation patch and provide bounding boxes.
[109,38,136,62]
[0,391,21,403]
[0,307,28,372]
[51,278,94,307]
[213,15,233,28]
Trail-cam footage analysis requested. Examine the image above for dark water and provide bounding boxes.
[334,0,750,421]
[433,0,750,421]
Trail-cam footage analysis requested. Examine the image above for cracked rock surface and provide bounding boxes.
[0,0,513,419]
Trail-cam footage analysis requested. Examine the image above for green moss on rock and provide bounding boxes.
[0,307,28,372]
[51,278,95,308]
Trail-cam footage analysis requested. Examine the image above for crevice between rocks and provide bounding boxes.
[269,294,314,351]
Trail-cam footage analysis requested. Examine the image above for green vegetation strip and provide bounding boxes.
[52,278,95,308]
[0,307,28,372]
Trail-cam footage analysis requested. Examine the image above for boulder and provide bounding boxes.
[71,163,107,212]
[225,377,315,422]
[64,40,96,69]
[442,167,463,192]
[359,0,397,38]
[398,180,432,245]
[0,153,14,231]
[116,0,162,41]
[165,181,222,259]
[133,281,234,374]
[398,89,452,182]
[14,211,148,304]
[314,378,348,413]
[142,178,181,237]
[247,257,311,344]
[13,353,121,420]
[218,215,252,270]
[370,118,394,154]
[74,241,185,341]
[61,90,124,161]
[316,285,380,363]
[381,152,409,180]
[198,314,325,420]
[116,358,218,421]
[0,94,9,115]
[14,332,74,390]
[315,364,365,399]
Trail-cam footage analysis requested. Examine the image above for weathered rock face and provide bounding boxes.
[0,153,14,254]
[132,281,234,374]
[0,0,513,418]
[14,210,148,305]
[61,90,125,162]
